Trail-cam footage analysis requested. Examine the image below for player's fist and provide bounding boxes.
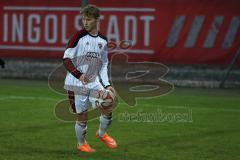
[79,74,90,84]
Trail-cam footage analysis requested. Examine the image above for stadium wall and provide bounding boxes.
[0,0,240,87]
[0,58,239,88]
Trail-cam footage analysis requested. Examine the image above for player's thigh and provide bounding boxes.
[67,90,90,114]
[89,84,104,109]
[75,94,90,113]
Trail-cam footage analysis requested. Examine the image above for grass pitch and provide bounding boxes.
[0,79,239,160]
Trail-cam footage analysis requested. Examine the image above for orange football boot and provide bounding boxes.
[77,143,96,153]
[96,132,118,149]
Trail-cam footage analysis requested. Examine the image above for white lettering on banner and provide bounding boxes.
[140,16,154,46]
[3,14,8,42]
[107,15,120,43]
[28,14,40,43]
[45,15,58,43]
[1,6,240,55]
[12,13,24,43]
[125,15,137,46]
[61,15,68,44]
[1,7,155,54]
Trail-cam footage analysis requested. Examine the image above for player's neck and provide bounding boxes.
[88,28,98,36]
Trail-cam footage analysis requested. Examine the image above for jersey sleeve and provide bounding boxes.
[63,58,82,79]
[99,43,111,87]
[63,30,86,79]
[63,30,83,59]
[63,48,77,59]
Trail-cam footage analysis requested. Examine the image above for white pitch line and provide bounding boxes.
[1,96,239,113]
[166,105,240,113]
[0,96,59,101]
[119,103,240,113]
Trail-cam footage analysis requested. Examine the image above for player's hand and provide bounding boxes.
[106,86,116,96]
[79,74,90,84]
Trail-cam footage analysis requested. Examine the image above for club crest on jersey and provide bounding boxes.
[98,43,102,49]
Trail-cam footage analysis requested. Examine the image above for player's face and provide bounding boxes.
[82,15,98,32]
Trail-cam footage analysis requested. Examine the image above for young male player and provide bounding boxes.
[63,5,117,153]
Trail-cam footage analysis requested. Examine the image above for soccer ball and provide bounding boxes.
[94,89,115,108]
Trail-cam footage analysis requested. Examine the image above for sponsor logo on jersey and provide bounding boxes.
[86,52,100,59]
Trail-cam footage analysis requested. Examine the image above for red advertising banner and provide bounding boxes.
[0,0,240,64]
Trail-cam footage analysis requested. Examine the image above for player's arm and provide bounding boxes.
[63,56,89,84]
[63,58,82,79]
[63,40,82,79]
[63,31,89,83]
[99,44,116,94]
[99,44,110,87]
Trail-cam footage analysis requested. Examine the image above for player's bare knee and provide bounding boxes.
[100,106,113,116]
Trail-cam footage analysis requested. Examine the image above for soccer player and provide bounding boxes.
[63,5,117,153]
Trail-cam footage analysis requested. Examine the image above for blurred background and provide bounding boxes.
[0,0,239,88]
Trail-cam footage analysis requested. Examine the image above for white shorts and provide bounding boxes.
[67,84,104,113]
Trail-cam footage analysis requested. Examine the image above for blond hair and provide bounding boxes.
[81,4,100,19]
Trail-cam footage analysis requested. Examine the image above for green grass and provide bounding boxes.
[0,79,240,160]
